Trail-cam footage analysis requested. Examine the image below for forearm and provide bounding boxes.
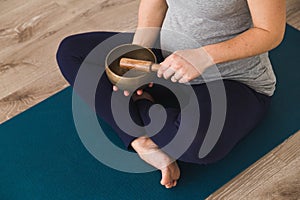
[203,26,285,64]
[136,0,168,28]
[204,0,286,64]
[133,0,168,47]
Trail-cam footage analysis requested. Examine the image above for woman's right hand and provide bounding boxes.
[113,82,154,96]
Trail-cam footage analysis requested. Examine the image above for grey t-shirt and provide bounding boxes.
[160,0,276,96]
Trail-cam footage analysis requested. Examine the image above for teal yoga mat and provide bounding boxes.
[1,25,299,200]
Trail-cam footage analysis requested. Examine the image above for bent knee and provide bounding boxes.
[56,35,85,84]
[56,35,79,65]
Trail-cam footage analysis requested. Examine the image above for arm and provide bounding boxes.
[203,0,286,64]
[115,0,168,96]
[132,0,168,47]
[158,0,286,82]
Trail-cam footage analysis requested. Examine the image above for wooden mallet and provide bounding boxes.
[119,58,161,73]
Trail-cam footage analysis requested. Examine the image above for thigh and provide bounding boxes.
[180,80,271,164]
[130,79,271,164]
[56,32,145,144]
[56,32,133,85]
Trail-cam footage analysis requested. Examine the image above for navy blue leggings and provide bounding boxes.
[56,32,271,165]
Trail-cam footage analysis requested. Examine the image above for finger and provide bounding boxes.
[136,89,143,96]
[178,76,189,83]
[157,64,170,78]
[163,67,176,79]
[124,90,130,96]
[149,82,154,87]
[171,72,183,83]
[113,85,118,92]
[171,76,178,83]
[158,58,172,78]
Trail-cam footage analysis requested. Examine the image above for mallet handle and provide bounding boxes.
[120,58,161,72]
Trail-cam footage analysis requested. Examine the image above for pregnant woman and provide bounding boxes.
[56,0,285,189]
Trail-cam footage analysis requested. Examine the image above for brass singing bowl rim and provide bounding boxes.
[105,44,157,81]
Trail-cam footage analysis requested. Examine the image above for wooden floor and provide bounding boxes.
[207,130,300,200]
[1,0,299,199]
[0,0,139,123]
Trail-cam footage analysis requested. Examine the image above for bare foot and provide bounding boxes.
[131,137,180,189]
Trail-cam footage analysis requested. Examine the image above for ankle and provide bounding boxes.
[131,136,149,149]
[131,136,158,153]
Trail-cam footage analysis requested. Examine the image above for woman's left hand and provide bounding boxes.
[157,48,215,83]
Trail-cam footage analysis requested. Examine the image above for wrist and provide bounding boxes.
[132,27,160,48]
[195,47,215,70]
[202,45,221,65]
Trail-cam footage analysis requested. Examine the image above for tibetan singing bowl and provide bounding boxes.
[105,44,157,91]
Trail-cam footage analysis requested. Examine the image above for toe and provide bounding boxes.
[165,182,174,189]
[160,169,172,186]
[173,180,177,187]
[160,178,168,186]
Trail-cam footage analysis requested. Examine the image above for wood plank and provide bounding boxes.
[207,131,300,199]
[0,69,68,124]
[0,0,139,59]
[0,0,116,55]
[206,153,286,199]
[0,0,28,16]
[286,0,300,30]
[0,1,62,49]
[244,156,300,200]
[273,130,300,164]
